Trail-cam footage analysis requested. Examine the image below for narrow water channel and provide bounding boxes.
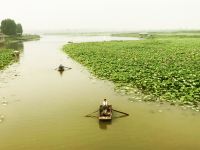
[0,35,200,150]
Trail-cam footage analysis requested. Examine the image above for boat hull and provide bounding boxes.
[99,105,112,121]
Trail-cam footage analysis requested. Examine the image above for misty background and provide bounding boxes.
[1,0,200,33]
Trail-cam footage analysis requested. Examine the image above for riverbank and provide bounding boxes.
[5,34,40,43]
[0,34,40,70]
[63,34,200,109]
[112,31,200,39]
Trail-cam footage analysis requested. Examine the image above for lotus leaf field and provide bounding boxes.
[0,48,15,69]
[63,37,200,107]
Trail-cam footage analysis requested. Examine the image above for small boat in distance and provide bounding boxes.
[99,105,112,121]
[55,64,72,72]
[58,64,65,72]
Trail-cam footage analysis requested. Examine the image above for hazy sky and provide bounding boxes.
[1,0,200,32]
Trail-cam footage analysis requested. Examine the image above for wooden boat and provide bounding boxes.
[99,105,112,121]
[58,65,64,72]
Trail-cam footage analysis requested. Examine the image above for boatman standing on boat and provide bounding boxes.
[102,98,108,106]
[101,98,110,116]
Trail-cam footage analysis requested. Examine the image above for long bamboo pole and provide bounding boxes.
[113,109,129,116]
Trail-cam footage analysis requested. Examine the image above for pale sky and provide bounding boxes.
[1,0,200,33]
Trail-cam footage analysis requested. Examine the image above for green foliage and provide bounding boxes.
[1,19,24,36]
[63,38,200,106]
[16,23,23,35]
[0,48,15,69]
[1,19,17,35]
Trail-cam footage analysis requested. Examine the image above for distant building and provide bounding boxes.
[0,33,5,43]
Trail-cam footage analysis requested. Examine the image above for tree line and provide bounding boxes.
[0,19,23,36]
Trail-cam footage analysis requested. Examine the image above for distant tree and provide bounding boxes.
[0,19,17,35]
[16,23,23,35]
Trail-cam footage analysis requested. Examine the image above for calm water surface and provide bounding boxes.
[0,35,200,150]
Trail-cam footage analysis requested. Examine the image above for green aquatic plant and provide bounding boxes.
[0,48,15,69]
[63,37,200,106]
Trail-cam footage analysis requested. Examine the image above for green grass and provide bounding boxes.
[0,48,16,69]
[63,37,200,107]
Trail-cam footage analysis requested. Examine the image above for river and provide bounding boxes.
[0,35,200,150]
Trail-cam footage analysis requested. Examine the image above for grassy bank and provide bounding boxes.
[5,34,40,43]
[0,48,16,69]
[0,34,39,70]
[112,31,200,39]
[63,36,200,108]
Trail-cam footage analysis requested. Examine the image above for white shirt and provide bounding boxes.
[103,100,108,106]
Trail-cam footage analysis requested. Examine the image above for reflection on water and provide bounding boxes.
[59,70,64,76]
[5,42,24,50]
[0,42,24,51]
[99,121,112,130]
